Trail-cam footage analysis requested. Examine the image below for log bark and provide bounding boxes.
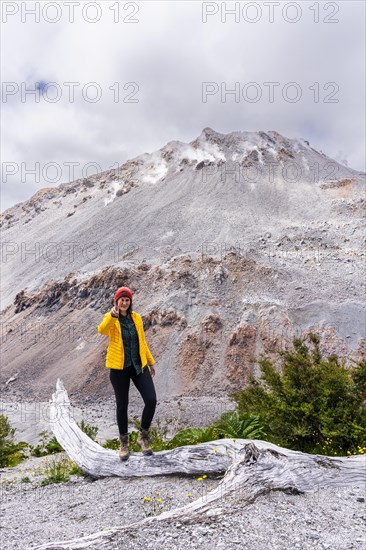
[33,378,366,550]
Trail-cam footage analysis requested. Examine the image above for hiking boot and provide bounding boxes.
[136,428,153,455]
[119,433,130,461]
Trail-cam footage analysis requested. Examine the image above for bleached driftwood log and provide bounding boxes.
[33,378,366,550]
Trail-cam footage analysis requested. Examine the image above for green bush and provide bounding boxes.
[0,415,28,467]
[232,333,366,456]
[30,421,98,458]
[77,419,98,441]
[165,412,264,449]
[45,435,64,454]
[30,429,64,457]
[213,410,265,440]
[102,437,120,450]
[165,426,220,449]
[40,457,71,486]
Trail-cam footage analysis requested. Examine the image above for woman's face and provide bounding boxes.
[116,296,131,311]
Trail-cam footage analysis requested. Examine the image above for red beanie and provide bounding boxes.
[114,286,133,303]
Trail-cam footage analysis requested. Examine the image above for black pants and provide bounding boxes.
[109,366,157,435]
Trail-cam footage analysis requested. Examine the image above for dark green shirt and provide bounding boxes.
[118,312,143,374]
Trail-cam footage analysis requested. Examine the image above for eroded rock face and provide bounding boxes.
[1,248,365,402]
[201,313,222,335]
[145,308,187,330]
[226,325,257,385]
[178,333,206,390]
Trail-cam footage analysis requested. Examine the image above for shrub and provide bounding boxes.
[0,415,28,467]
[77,419,98,441]
[164,426,220,449]
[30,421,98,458]
[40,456,84,486]
[231,333,366,456]
[30,430,63,457]
[212,410,265,440]
[164,411,264,449]
[40,457,71,486]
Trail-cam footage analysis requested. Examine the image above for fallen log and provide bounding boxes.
[32,378,365,550]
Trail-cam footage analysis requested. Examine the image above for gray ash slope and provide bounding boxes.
[1,127,364,309]
[1,128,365,403]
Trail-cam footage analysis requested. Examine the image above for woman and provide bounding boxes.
[97,286,157,460]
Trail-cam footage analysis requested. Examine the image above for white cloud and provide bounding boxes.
[1,0,365,211]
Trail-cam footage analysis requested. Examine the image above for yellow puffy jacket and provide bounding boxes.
[97,311,155,371]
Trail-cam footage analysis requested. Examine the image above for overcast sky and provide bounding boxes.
[1,0,365,212]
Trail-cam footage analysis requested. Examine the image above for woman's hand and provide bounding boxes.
[110,304,119,317]
[149,365,156,377]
